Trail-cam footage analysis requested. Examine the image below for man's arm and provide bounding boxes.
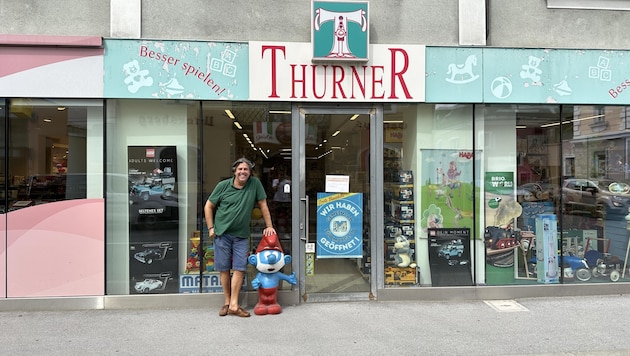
[258,199,276,236]
[204,199,216,237]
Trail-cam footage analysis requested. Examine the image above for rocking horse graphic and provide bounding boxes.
[446,54,480,84]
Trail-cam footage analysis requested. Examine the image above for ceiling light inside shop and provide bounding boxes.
[234,122,242,129]
[349,114,359,121]
[384,120,403,124]
[516,125,527,129]
[225,109,235,119]
[332,130,340,137]
[269,110,291,114]
[43,118,52,123]
[540,114,605,128]
[57,107,66,111]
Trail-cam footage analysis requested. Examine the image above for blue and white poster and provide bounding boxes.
[316,192,363,258]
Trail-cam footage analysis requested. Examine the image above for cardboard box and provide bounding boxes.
[392,184,414,201]
[384,266,417,286]
[396,170,414,184]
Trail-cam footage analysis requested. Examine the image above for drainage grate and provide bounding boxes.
[484,300,529,312]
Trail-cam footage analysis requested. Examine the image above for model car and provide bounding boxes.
[561,178,630,216]
[438,241,464,259]
[131,180,175,201]
[133,248,164,264]
[134,279,163,293]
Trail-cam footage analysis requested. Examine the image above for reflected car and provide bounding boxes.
[134,279,163,293]
[562,178,630,216]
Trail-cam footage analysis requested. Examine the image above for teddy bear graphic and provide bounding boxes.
[123,60,154,93]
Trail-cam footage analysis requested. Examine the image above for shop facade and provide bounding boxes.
[2,1,630,310]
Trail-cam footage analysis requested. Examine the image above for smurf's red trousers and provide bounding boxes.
[254,286,282,315]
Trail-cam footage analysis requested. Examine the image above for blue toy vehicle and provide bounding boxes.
[438,240,464,260]
[131,177,175,201]
[528,253,591,282]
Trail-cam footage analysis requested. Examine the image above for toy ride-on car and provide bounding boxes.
[528,253,591,282]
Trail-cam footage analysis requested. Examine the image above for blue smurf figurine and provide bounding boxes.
[248,233,297,315]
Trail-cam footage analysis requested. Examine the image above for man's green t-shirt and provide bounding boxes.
[208,176,267,239]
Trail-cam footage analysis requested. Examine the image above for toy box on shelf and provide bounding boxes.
[384,266,418,286]
[384,170,416,279]
[185,231,202,274]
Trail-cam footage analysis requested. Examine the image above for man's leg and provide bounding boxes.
[229,270,244,310]
[220,270,232,306]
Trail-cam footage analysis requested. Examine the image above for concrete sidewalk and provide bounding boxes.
[1,294,629,355]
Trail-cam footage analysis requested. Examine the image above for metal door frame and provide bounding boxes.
[292,103,383,303]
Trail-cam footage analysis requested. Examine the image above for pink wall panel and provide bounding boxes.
[6,199,105,297]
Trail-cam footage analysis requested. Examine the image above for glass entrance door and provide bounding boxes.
[296,106,375,302]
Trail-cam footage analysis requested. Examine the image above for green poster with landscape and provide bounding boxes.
[419,149,478,233]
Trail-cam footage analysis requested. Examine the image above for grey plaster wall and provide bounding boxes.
[0,0,109,36]
[488,0,630,49]
[1,0,630,50]
[140,0,459,45]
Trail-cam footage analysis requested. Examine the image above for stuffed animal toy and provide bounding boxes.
[393,229,416,268]
[248,233,297,315]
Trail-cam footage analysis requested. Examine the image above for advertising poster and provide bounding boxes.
[427,228,472,286]
[419,149,478,232]
[128,146,179,294]
[484,172,522,273]
[316,192,363,258]
[483,171,528,285]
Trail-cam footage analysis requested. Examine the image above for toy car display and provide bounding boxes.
[134,278,163,293]
[528,253,592,282]
[133,248,165,264]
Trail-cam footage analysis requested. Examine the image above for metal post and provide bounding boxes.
[623,208,630,278]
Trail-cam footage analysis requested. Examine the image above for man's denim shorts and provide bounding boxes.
[213,234,249,271]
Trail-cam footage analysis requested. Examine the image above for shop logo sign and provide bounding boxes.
[312,0,369,62]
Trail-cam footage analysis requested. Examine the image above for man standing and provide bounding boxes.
[204,157,276,317]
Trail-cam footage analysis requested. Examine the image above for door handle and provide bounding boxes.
[300,196,309,242]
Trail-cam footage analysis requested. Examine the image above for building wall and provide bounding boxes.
[488,1,630,49]
[0,0,110,36]
[3,0,629,49]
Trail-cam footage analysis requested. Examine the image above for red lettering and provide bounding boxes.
[262,45,286,98]
[609,89,618,99]
[332,66,346,99]
[312,65,327,99]
[371,66,385,99]
[388,48,411,99]
[291,64,307,99]
[350,66,367,99]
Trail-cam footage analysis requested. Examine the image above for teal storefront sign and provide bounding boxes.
[427,47,630,105]
[425,47,483,103]
[104,39,249,100]
[312,1,369,61]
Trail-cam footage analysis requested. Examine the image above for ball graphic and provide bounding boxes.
[490,77,512,99]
